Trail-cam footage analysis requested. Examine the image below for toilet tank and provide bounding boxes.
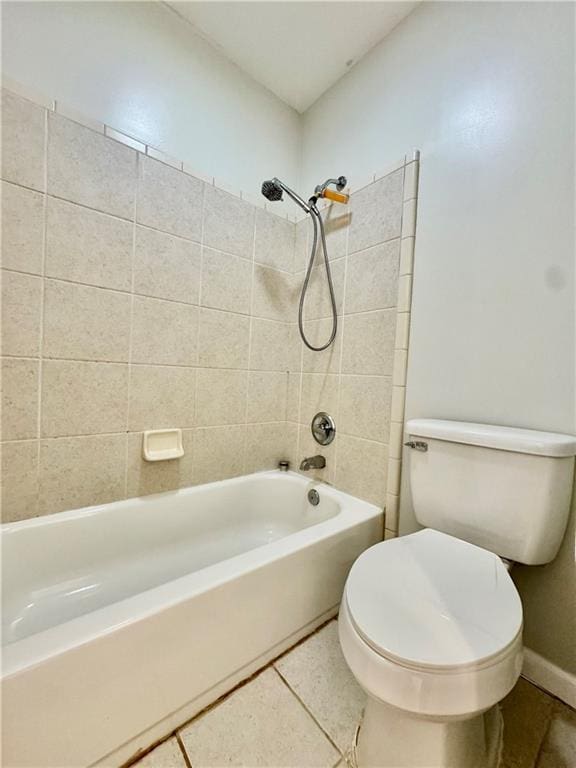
[405,419,576,565]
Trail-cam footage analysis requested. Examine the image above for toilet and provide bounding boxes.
[339,419,576,768]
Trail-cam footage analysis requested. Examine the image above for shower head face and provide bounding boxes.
[261,180,283,202]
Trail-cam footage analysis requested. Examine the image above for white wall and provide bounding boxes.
[1,1,301,203]
[303,1,575,678]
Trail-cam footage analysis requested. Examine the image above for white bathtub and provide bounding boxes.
[2,470,382,767]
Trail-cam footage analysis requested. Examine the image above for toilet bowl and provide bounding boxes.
[340,530,523,768]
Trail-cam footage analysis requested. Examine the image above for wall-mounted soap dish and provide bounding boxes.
[143,429,184,462]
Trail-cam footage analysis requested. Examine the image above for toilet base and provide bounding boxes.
[353,696,503,768]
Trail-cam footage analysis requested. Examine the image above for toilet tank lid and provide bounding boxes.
[406,419,576,458]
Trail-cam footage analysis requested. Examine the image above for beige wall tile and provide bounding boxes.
[348,170,403,254]
[399,237,415,276]
[1,270,42,357]
[390,385,406,422]
[401,198,417,238]
[321,203,350,261]
[48,113,136,219]
[393,348,408,386]
[397,274,413,312]
[387,458,402,496]
[129,365,196,432]
[385,494,400,531]
[1,182,44,275]
[193,425,245,485]
[403,161,419,201]
[134,226,201,304]
[1,440,39,522]
[201,248,252,314]
[196,369,248,426]
[341,310,396,375]
[146,147,181,170]
[41,360,128,437]
[299,373,339,427]
[132,296,198,366]
[339,375,392,443]
[137,155,203,241]
[336,435,387,506]
[203,185,254,258]
[252,264,297,322]
[43,280,131,362]
[134,738,188,768]
[198,308,250,369]
[1,358,39,440]
[247,370,288,423]
[249,318,290,371]
[284,422,299,468]
[288,323,303,372]
[345,240,400,314]
[244,422,291,474]
[286,372,301,422]
[46,197,132,290]
[255,208,295,271]
[297,257,345,321]
[126,430,194,498]
[300,318,341,374]
[39,434,126,514]
[395,312,410,350]
[294,217,309,273]
[179,668,339,768]
[1,90,46,192]
[389,421,404,460]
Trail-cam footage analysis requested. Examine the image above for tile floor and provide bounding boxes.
[129,620,576,768]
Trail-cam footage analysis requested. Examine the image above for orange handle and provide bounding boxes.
[322,188,349,205]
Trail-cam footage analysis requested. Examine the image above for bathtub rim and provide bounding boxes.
[2,470,382,678]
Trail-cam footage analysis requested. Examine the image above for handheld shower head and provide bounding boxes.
[261,177,311,214]
[261,180,283,202]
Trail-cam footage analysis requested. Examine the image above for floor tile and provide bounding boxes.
[275,620,366,753]
[500,677,555,768]
[536,702,576,768]
[179,667,340,767]
[134,737,187,768]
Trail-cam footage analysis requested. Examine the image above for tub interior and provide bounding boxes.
[2,473,339,646]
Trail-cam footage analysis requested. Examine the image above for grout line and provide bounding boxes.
[2,353,392,376]
[175,733,193,768]
[191,182,208,480]
[31,105,50,516]
[273,666,344,758]
[242,206,258,472]
[123,152,140,498]
[1,422,288,446]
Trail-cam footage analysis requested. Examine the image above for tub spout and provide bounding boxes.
[299,455,326,471]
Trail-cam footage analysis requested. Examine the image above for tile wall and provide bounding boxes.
[287,159,419,538]
[1,85,418,529]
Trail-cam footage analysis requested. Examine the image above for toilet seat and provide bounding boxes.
[340,529,523,717]
[345,528,522,671]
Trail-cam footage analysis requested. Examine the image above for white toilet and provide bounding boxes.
[339,419,576,768]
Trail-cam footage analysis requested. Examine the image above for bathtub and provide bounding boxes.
[2,470,382,768]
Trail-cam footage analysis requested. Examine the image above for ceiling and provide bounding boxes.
[166,1,418,112]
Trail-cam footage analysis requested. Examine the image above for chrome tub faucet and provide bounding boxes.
[299,455,326,471]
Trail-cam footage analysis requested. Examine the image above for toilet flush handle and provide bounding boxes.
[404,440,428,452]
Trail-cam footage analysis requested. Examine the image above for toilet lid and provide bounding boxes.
[345,529,523,670]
